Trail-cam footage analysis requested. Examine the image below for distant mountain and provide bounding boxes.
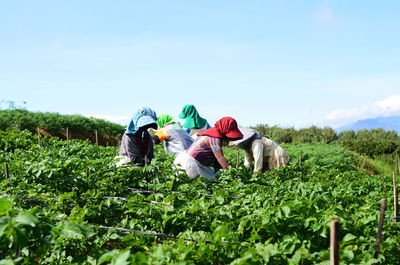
[336,116,400,134]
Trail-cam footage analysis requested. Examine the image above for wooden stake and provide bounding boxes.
[144,155,148,167]
[37,127,41,146]
[66,127,69,141]
[394,186,398,223]
[86,168,89,178]
[393,171,397,189]
[4,163,9,188]
[330,219,340,265]
[106,141,109,147]
[381,175,386,192]
[236,149,240,169]
[398,247,400,260]
[95,130,99,146]
[374,198,387,259]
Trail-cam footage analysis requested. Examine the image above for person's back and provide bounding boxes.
[164,126,194,155]
[230,127,289,172]
[186,135,222,167]
[154,122,194,156]
[259,137,289,168]
[174,117,243,180]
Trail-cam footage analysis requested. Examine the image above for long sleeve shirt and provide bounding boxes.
[119,132,154,165]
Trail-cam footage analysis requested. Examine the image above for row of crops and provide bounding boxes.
[1,129,400,264]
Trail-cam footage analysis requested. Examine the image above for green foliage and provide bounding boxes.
[0,129,36,152]
[338,128,400,158]
[282,143,354,171]
[252,124,400,162]
[0,109,125,145]
[251,124,337,144]
[352,153,396,176]
[0,129,399,264]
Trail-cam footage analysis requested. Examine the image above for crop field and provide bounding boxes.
[1,129,400,264]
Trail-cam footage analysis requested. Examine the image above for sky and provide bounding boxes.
[1,0,400,129]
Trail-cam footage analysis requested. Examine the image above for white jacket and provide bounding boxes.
[244,137,289,172]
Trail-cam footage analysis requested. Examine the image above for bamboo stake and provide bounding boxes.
[145,155,148,167]
[394,172,398,222]
[4,163,9,188]
[95,130,98,146]
[66,127,69,141]
[330,219,340,265]
[374,198,387,259]
[37,127,41,146]
[236,149,240,169]
[381,175,386,192]
[394,186,398,223]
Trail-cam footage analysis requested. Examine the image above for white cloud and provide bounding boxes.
[324,95,400,128]
[84,114,130,125]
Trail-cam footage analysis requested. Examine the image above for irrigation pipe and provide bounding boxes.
[128,187,244,199]
[91,224,229,244]
[2,193,171,207]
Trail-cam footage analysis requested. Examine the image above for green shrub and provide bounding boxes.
[0,109,125,146]
[251,124,337,144]
[338,128,400,158]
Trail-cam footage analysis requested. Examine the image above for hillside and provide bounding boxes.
[337,116,400,134]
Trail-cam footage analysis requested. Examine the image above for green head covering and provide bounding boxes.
[157,114,175,128]
[178,104,207,129]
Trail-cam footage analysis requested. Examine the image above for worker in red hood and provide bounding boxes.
[173,117,243,180]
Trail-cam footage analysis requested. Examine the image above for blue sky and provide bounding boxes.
[1,1,400,128]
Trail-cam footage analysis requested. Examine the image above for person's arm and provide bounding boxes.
[213,149,229,169]
[153,129,170,144]
[251,140,264,172]
[244,149,253,167]
[146,133,154,163]
[152,134,161,144]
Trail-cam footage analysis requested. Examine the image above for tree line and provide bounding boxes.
[252,124,400,158]
[0,109,125,146]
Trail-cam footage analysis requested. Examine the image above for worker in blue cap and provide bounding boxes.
[116,107,157,166]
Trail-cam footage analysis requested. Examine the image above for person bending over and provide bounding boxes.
[174,117,243,180]
[116,107,157,167]
[152,114,194,156]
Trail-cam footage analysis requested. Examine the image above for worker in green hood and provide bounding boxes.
[178,104,210,139]
[152,114,194,156]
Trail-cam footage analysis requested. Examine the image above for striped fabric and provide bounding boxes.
[186,136,222,166]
